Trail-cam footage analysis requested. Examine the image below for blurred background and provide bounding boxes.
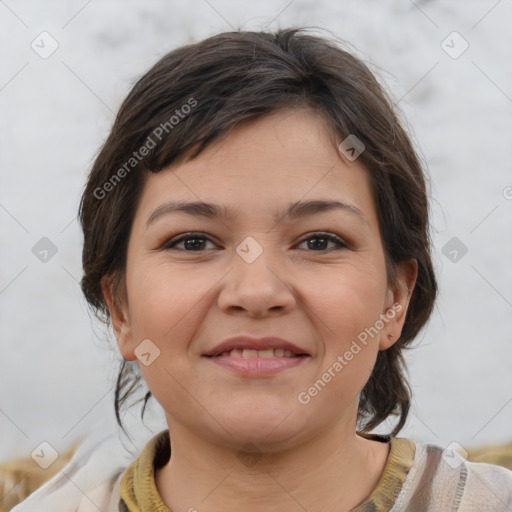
[1,0,511,476]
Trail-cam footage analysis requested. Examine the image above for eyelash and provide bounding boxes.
[162,231,350,252]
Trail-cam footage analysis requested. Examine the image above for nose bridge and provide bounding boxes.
[233,234,283,285]
[218,234,294,314]
[235,234,267,265]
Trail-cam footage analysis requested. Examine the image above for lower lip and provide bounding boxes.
[204,356,309,376]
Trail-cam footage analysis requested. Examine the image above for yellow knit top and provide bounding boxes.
[118,430,416,511]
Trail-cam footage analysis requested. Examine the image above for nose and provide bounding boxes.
[217,240,297,317]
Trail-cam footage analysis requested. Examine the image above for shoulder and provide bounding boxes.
[10,431,142,512]
[459,456,512,509]
[393,438,512,511]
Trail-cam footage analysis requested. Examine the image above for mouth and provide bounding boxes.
[202,337,311,376]
[204,352,310,376]
[202,336,310,359]
[205,348,309,359]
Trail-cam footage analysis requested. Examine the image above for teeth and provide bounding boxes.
[219,348,300,358]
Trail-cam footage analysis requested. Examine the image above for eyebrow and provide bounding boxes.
[145,199,370,229]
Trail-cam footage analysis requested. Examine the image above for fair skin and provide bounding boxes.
[102,108,418,512]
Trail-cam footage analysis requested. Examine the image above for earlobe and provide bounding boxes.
[100,275,136,361]
[379,259,418,351]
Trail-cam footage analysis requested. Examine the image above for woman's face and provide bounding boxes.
[103,108,416,450]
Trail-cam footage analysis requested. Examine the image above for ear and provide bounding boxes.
[101,274,136,361]
[379,259,418,351]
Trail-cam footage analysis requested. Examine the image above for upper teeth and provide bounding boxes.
[219,348,298,358]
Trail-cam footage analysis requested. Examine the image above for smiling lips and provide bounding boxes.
[216,348,300,358]
[203,336,310,375]
[203,336,310,357]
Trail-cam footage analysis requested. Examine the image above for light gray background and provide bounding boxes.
[1,0,511,463]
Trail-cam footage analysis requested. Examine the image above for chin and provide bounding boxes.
[217,410,307,446]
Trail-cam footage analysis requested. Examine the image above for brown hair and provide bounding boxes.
[79,27,438,437]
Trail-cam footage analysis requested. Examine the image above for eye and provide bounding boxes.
[162,232,216,251]
[162,231,350,252]
[296,232,349,251]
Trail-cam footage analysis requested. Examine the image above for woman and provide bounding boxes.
[13,27,512,512]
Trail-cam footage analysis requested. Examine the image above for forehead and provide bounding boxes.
[135,108,379,231]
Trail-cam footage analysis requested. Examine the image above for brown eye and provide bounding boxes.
[163,232,215,251]
[297,232,349,251]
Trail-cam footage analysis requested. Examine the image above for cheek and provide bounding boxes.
[306,263,385,392]
[126,261,207,341]
[310,263,387,341]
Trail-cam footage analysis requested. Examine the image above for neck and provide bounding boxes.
[155,419,390,512]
